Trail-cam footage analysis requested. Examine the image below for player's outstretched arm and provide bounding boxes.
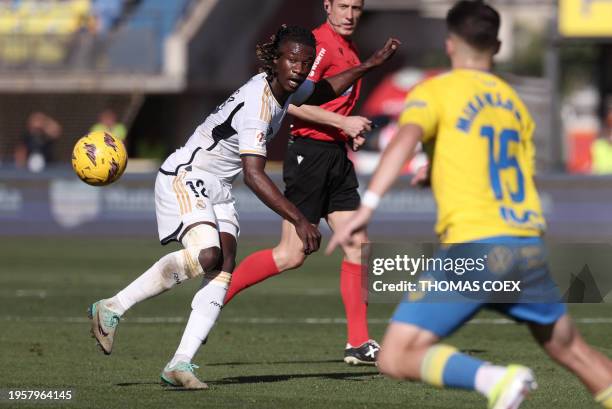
[326,124,422,255]
[288,105,372,137]
[304,38,401,106]
[242,155,321,254]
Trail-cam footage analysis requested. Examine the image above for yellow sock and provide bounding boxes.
[596,385,612,408]
[420,344,458,387]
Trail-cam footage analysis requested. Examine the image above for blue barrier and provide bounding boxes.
[1,169,612,241]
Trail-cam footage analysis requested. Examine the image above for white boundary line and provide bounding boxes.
[1,316,611,325]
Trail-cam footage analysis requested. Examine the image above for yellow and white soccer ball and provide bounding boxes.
[71,130,128,186]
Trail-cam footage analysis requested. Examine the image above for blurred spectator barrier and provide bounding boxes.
[0,0,194,73]
[0,0,91,68]
[1,170,612,241]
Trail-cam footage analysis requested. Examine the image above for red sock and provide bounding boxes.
[340,260,369,346]
[224,249,280,304]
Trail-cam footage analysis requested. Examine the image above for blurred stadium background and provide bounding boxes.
[1,2,611,408]
[2,0,612,240]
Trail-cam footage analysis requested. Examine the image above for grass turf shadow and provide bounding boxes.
[212,370,381,385]
[206,359,341,366]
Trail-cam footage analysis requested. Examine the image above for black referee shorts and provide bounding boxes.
[283,135,360,224]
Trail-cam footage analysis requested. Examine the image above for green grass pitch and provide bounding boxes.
[0,237,610,408]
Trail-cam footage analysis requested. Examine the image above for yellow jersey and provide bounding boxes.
[399,69,545,243]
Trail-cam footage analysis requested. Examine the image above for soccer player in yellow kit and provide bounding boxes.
[328,1,612,408]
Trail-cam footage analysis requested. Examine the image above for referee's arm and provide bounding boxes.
[288,104,345,128]
[288,105,372,139]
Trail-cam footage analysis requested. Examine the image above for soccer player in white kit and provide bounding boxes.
[88,25,400,389]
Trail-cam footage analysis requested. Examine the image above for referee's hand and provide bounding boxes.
[350,135,367,152]
[364,38,401,69]
[340,116,371,138]
[295,219,321,255]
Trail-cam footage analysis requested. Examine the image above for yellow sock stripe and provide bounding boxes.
[203,271,231,289]
[596,385,612,408]
[220,271,232,284]
[211,271,231,285]
[420,344,458,387]
[172,175,186,215]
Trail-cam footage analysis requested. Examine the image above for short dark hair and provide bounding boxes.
[446,0,500,52]
[256,25,316,77]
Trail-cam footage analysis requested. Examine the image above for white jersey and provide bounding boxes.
[160,73,314,185]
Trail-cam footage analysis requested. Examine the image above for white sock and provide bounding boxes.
[110,251,190,315]
[170,272,231,365]
[475,364,508,398]
[168,354,191,368]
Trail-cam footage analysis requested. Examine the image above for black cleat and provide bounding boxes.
[344,339,380,366]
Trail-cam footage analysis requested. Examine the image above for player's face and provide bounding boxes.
[325,0,364,37]
[274,40,315,94]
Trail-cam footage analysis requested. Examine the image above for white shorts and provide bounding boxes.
[155,167,239,244]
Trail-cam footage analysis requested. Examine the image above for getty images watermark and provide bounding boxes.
[371,253,520,293]
[363,242,612,304]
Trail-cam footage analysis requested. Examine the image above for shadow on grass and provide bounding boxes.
[116,381,212,393]
[213,370,380,385]
[461,349,487,355]
[116,370,379,389]
[207,359,340,366]
[116,381,164,387]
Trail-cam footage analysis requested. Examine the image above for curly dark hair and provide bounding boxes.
[256,25,316,77]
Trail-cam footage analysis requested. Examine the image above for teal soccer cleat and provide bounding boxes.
[88,300,121,355]
[161,361,208,390]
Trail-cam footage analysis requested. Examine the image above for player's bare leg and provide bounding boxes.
[162,231,237,389]
[326,210,378,364]
[529,314,612,406]
[378,321,537,409]
[272,219,310,270]
[376,322,439,379]
[326,210,367,266]
[89,223,220,355]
